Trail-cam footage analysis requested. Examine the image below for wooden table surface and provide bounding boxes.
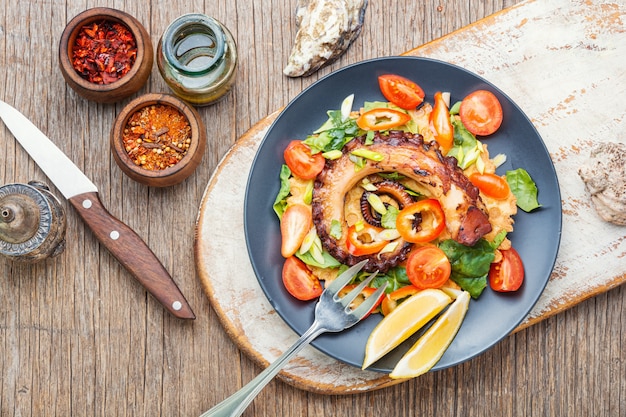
[1,1,624,416]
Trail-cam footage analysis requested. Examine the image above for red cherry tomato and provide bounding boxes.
[469,173,511,199]
[280,204,312,258]
[405,246,451,290]
[459,90,503,136]
[346,224,388,256]
[430,91,453,152]
[489,247,524,292]
[396,199,446,243]
[378,74,425,110]
[380,285,420,316]
[282,256,323,301]
[356,108,411,131]
[283,140,325,180]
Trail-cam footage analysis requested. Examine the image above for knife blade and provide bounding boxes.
[0,100,195,320]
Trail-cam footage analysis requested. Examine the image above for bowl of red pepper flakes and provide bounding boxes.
[110,93,207,187]
[59,7,153,103]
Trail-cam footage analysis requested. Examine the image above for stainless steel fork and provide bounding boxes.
[199,260,386,417]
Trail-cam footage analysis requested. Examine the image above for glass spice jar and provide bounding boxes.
[157,14,237,106]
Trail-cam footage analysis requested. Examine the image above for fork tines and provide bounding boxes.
[325,259,370,294]
[327,260,388,320]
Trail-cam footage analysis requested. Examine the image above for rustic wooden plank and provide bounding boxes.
[2,0,625,416]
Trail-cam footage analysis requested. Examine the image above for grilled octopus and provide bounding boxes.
[311,130,492,272]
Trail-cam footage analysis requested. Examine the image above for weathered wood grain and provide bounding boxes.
[1,0,625,416]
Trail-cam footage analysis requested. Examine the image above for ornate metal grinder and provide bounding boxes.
[0,182,66,262]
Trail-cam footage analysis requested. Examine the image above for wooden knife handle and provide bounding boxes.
[68,192,195,319]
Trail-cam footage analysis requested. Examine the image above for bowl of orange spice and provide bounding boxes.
[59,7,153,103]
[110,93,207,187]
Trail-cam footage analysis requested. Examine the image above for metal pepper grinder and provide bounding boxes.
[0,181,66,263]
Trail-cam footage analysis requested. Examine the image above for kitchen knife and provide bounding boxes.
[0,100,195,320]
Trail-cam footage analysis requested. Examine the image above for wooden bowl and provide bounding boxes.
[110,93,206,187]
[59,7,153,103]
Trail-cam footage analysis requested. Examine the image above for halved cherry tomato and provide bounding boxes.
[430,91,453,153]
[381,285,420,316]
[469,173,510,199]
[283,140,325,180]
[405,246,451,290]
[459,90,503,136]
[378,74,425,110]
[396,199,446,243]
[338,284,385,318]
[280,204,312,258]
[489,247,524,292]
[282,256,323,300]
[356,108,411,131]
[346,224,388,256]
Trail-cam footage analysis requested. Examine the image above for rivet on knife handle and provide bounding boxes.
[68,191,196,320]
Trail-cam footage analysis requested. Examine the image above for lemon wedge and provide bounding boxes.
[389,290,471,379]
[362,288,451,370]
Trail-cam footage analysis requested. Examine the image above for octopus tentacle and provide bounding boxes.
[312,131,492,272]
[374,180,415,206]
[359,180,414,227]
[360,191,383,227]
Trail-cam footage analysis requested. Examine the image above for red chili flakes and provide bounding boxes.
[72,20,137,84]
[122,105,192,170]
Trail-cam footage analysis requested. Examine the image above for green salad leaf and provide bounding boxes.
[439,238,497,298]
[378,172,405,181]
[329,220,342,239]
[368,266,412,293]
[304,110,359,153]
[273,164,292,218]
[449,100,462,115]
[447,118,482,169]
[296,250,342,269]
[381,206,399,229]
[506,168,541,212]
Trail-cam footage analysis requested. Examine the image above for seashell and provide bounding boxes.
[578,141,626,225]
[283,0,368,77]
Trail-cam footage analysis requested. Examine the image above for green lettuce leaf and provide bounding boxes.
[368,266,412,293]
[296,250,341,269]
[439,238,496,298]
[506,168,541,212]
[381,206,399,229]
[451,276,488,299]
[273,164,291,218]
[329,220,342,239]
[305,110,359,153]
[448,118,481,169]
[449,100,462,115]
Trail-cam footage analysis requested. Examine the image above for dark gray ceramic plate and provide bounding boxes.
[244,56,561,373]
